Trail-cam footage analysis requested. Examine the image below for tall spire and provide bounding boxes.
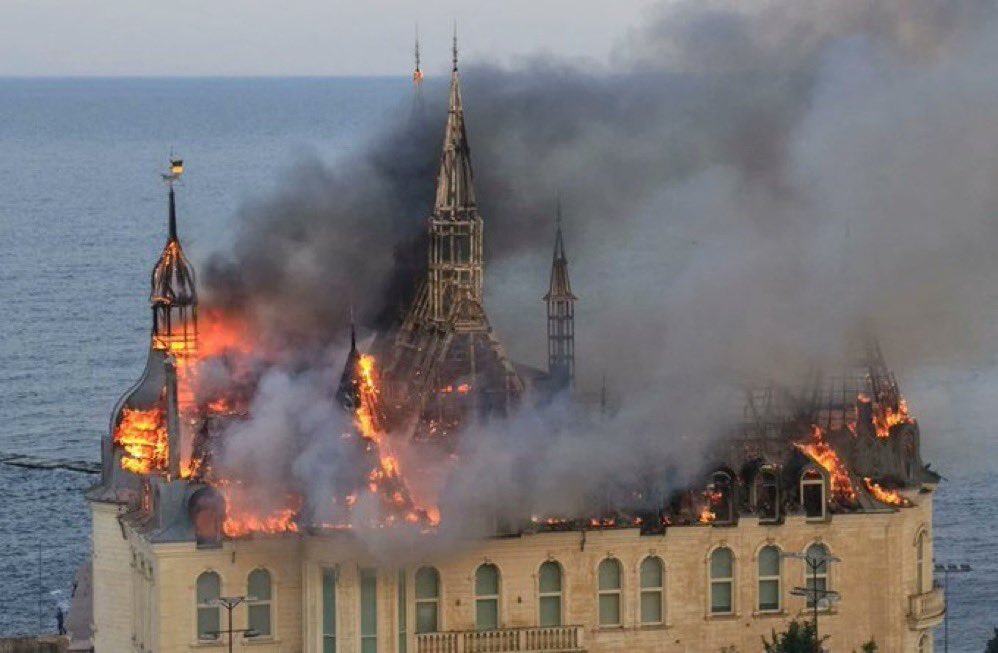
[433,34,476,217]
[545,197,577,389]
[452,22,459,72]
[168,185,178,242]
[413,24,424,87]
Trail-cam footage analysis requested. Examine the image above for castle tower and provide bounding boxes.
[427,31,482,322]
[544,199,577,390]
[383,35,523,441]
[104,160,198,481]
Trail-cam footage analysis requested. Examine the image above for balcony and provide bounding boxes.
[908,585,945,630]
[416,626,585,653]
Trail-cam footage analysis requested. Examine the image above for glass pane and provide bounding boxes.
[598,559,621,590]
[640,558,662,588]
[759,579,779,611]
[248,604,271,636]
[710,582,732,613]
[539,562,561,593]
[248,569,271,600]
[323,635,335,653]
[806,577,827,608]
[640,591,662,624]
[540,596,561,627]
[361,638,377,653]
[710,549,732,579]
[803,483,824,518]
[598,594,620,625]
[196,572,220,603]
[475,565,499,596]
[476,599,498,631]
[322,570,336,637]
[197,607,219,639]
[361,569,377,637]
[415,567,439,599]
[416,602,438,633]
[758,547,780,577]
[806,545,828,573]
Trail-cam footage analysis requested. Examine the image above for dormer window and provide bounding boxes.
[801,468,826,519]
[710,471,736,524]
[753,467,779,522]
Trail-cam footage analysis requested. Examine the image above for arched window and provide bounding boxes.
[597,558,622,626]
[415,566,440,634]
[710,548,734,615]
[247,569,272,637]
[757,546,781,612]
[754,468,779,521]
[538,562,562,627]
[196,571,221,641]
[639,557,664,625]
[915,531,926,594]
[805,544,830,609]
[801,468,826,519]
[322,569,336,653]
[475,564,500,631]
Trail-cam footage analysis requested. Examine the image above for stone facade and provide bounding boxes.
[90,488,941,653]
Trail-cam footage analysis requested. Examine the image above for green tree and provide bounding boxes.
[985,628,998,653]
[761,620,829,653]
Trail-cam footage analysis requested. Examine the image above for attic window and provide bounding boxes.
[754,468,779,522]
[801,469,826,519]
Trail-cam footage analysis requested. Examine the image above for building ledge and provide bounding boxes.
[908,586,945,630]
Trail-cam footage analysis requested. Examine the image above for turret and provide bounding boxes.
[103,160,198,486]
[544,199,577,390]
[426,30,483,322]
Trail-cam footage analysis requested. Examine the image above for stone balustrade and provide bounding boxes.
[416,625,584,653]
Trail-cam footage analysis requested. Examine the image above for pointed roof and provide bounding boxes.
[337,322,363,411]
[545,200,577,302]
[433,36,477,218]
[150,185,197,307]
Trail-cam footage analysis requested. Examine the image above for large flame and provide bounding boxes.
[218,482,302,538]
[115,407,168,475]
[863,477,912,507]
[795,427,858,504]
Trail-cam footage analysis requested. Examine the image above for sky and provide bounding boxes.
[0,0,658,76]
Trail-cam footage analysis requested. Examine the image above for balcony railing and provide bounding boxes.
[908,585,945,629]
[416,626,585,653]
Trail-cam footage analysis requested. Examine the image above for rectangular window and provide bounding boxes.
[759,580,780,611]
[398,570,407,653]
[322,569,336,653]
[360,569,378,653]
[640,592,662,624]
[805,577,828,609]
[539,596,561,627]
[710,581,733,614]
[476,599,498,631]
[598,594,620,625]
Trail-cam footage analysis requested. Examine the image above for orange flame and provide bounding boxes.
[115,407,168,475]
[218,483,302,538]
[863,477,912,507]
[795,427,857,504]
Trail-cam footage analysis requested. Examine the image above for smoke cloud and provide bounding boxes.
[201,0,998,551]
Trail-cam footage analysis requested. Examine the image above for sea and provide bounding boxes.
[0,78,995,651]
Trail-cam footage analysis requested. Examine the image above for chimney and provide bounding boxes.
[165,355,182,479]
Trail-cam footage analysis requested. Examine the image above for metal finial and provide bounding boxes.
[556,193,562,226]
[349,305,357,352]
[452,22,459,71]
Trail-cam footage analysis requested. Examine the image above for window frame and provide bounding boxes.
[195,571,221,642]
[414,566,441,634]
[756,545,782,613]
[474,563,501,632]
[804,543,831,611]
[800,467,827,520]
[322,568,337,653]
[246,568,273,639]
[915,529,926,594]
[753,466,780,522]
[709,547,735,616]
[597,557,623,627]
[639,556,665,626]
[537,561,563,628]
[359,568,378,653]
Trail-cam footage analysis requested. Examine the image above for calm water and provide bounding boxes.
[0,79,994,650]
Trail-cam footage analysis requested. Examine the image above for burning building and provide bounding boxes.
[87,46,944,653]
